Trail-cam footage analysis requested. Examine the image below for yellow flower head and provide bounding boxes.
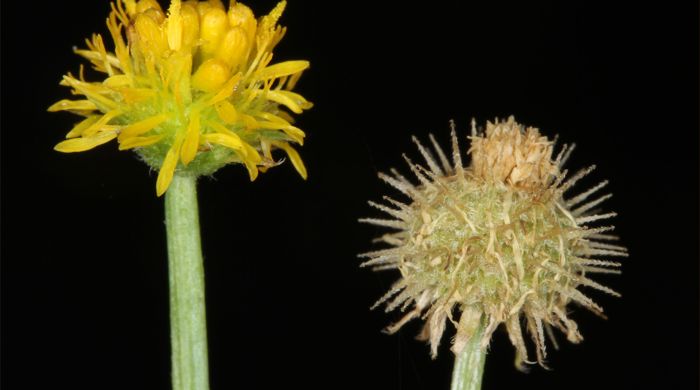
[361,117,626,369]
[49,0,312,196]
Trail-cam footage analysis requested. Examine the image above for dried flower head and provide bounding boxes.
[361,117,626,369]
[49,0,311,195]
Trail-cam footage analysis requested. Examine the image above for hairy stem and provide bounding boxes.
[165,173,210,390]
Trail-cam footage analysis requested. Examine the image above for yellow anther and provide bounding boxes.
[207,0,225,10]
[134,13,168,56]
[199,8,228,59]
[228,3,257,45]
[142,7,166,24]
[166,0,183,51]
[215,27,249,70]
[194,1,212,17]
[135,0,162,14]
[191,58,230,92]
[180,3,200,48]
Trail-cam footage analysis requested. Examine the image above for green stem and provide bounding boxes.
[450,322,487,390]
[165,173,210,390]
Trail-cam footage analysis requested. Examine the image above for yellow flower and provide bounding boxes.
[49,0,312,196]
[361,117,626,369]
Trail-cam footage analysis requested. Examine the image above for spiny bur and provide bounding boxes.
[360,117,626,369]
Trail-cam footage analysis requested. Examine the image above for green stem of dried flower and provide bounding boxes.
[165,172,210,390]
[450,320,486,390]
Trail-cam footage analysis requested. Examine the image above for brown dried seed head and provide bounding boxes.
[470,116,559,189]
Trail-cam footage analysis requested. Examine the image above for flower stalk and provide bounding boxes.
[48,1,312,387]
[165,173,209,390]
[450,320,486,390]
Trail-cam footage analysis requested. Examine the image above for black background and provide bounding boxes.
[2,1,698,389]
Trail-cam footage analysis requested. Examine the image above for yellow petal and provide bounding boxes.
[61,75,119,110]
[256,111,290,124]
[207,120,234,135]
[241,142,261,181]
[180,110,201,165]
[260,139,272,159]
[164,50,193,100]
[73,45,121,74]
[107,12,132,76]
[156,145,179,197]
[256,60,309,80]
[118,87,157,104]
[47,99,98,112]
[242,114,259,130]
[242,142,262,163]
[214,101,238,124]
[201,132,244,152]
[167,0,183,51]
[205,128,261,180]
[273,141,307,179]
[118,134,164,150]
[82,110,121,137]
[55,131,117,153]
[207,72,242,105]
[103,75,131,87]
[275,110,295,124]
[262,90,311,114]
[243,160,259,181]
[118,114,168,140]
[257,121,305,144]
[65,116,100,138]
[286,70,303,90]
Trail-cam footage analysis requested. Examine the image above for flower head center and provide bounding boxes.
[470,116,558,189]
[50,0,312,196]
